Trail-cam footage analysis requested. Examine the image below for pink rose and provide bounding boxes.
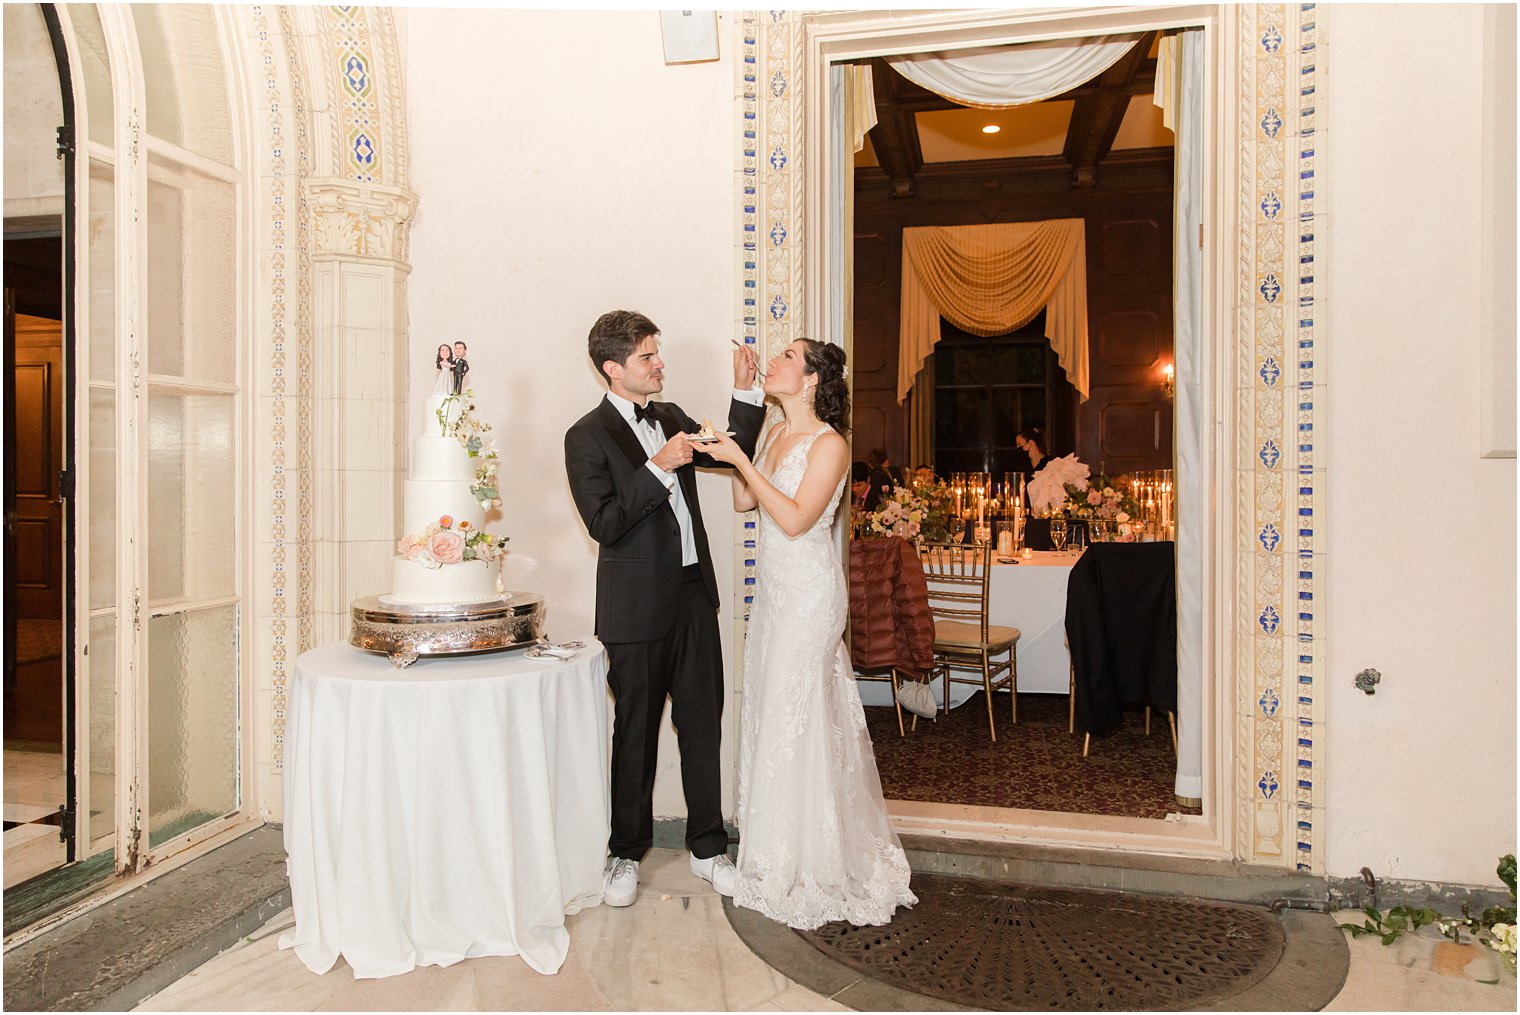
[404,542,423,561]
[1087,489,1103,506]
[427,529,466,564]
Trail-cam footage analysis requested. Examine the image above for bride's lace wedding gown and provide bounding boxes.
[733,424,916,930]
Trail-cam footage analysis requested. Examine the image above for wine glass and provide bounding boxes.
[1049,518,1067,553]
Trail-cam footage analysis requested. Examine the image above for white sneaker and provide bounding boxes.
[604,857,640,907]
[690,852,737,897]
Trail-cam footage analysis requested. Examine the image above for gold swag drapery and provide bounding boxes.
[897,220,1090,403]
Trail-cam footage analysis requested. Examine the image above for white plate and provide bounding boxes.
[687,431,735,443]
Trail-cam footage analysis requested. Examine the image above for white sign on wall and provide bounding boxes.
[660,10,719,65]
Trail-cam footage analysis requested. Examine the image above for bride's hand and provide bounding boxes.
[699,431,749,467]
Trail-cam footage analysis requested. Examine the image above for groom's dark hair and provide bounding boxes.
[589,310,659,384]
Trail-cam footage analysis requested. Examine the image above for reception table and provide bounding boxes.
[857,550,1078,711]
[280,641,610,979]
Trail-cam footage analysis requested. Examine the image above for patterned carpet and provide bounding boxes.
[865,692,1201,820]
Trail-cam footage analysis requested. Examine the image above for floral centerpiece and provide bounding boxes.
[1027,455,1148,540]
[861,485,929,541]
[856,477,961,543]
[396,514,509,570]
[909,477,958,543]
[1027,454,1090,516]
[1071,471,1142,520]
[437,390,502,510]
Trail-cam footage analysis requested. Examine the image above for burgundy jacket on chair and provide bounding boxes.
[847,536,935,678]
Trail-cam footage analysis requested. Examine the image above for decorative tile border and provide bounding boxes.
[1240,3,1323,871]
[734,6,1329,868]
[1290,2,1320,875]
[737,12,761,624]
[735,11,806,634]
[322,5,383,183]
[259,5,293,765]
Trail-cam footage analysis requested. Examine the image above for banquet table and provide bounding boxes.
[857,549,1079,711]
[280,641,610,979]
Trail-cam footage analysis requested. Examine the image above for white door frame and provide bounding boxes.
[798,5,1240,861]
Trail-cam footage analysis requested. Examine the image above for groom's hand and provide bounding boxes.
[650,433,694,472]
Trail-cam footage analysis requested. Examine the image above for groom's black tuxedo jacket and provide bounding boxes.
[565,395,766,643]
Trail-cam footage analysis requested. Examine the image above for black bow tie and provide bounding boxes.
[632,402,653,425]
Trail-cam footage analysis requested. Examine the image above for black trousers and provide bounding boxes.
[604,566,727,862]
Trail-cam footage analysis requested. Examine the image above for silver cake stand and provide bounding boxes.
[349,593,547,668]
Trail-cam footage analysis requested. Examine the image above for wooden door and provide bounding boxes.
[11,313,65,620]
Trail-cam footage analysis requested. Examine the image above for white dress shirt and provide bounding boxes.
[606,389,765,567]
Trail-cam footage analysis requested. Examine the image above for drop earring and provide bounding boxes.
[803,385,815,409]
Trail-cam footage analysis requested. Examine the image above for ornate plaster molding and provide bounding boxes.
[303,178,418,264]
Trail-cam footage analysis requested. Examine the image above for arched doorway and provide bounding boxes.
[3,3,255,926]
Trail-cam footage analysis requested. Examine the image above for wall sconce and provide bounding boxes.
[1161,362,1175,401]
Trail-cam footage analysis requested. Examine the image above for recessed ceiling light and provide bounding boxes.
[981,124,1001,134]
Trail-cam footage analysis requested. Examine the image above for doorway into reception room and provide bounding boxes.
[795,7,1219,854]
[3,2,259,932]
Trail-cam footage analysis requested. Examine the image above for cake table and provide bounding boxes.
[280,641,609,978]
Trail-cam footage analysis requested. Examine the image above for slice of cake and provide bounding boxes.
[388,391,508,606]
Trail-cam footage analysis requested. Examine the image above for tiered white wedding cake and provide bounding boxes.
[387,392,508,606]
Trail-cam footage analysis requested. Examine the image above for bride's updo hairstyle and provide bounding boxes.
[798,338,851,435]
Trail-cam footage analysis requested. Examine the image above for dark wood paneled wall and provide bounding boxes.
[852,150,1175,474]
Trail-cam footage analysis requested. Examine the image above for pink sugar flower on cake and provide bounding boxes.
[428,529,466,564]
[438,514,454,529]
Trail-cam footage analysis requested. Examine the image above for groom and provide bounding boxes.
[564,310,764,907]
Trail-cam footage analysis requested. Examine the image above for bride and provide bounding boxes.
[431,343,456,396]
[700,338,916,930]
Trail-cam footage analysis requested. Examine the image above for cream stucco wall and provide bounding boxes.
[397,6,1516,884]
[401,10,744,821]
[3,2,64,219]
[1322,4,1516,888]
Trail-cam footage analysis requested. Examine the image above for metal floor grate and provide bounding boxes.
[796,874,1286,1010]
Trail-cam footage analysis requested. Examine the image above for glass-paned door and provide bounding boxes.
[64,1,245,874]
[137,4,242,857]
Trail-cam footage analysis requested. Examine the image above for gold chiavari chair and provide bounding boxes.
[918,541,1020,741]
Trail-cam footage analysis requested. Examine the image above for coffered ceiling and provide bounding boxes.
[854,32,1173,196]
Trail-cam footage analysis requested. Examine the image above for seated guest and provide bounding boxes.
[1015,427,1049,476]
[863,449,894,511]
[850,461,871,510]
[912,464,936,487]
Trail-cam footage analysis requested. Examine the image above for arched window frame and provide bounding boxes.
[56,1,257,876]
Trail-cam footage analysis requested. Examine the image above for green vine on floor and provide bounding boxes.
[1339,854,1517,973]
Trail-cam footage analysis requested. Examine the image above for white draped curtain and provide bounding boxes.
[888,33,1145,406]
[898,221,1090,403]
[886,33,1142,108]
[1158,30,1204,806]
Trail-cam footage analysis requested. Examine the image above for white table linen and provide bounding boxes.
[280,641,610,979]
[858,551,1077,710]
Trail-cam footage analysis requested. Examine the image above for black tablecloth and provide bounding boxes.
[1064,542,1177,735]
[1021,517,1088,551]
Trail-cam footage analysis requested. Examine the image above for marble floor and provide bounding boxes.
[133,848,1517,1012]
[3,748,66,888]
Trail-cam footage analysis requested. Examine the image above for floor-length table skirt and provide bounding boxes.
[280,642,610,978]
[858,552,1076,710]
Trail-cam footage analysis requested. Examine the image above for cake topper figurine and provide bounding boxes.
[450,341,470,395]
[432,343,455,396]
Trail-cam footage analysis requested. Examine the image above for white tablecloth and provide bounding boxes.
[858,551,1077,710]
[280,641,610,979]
